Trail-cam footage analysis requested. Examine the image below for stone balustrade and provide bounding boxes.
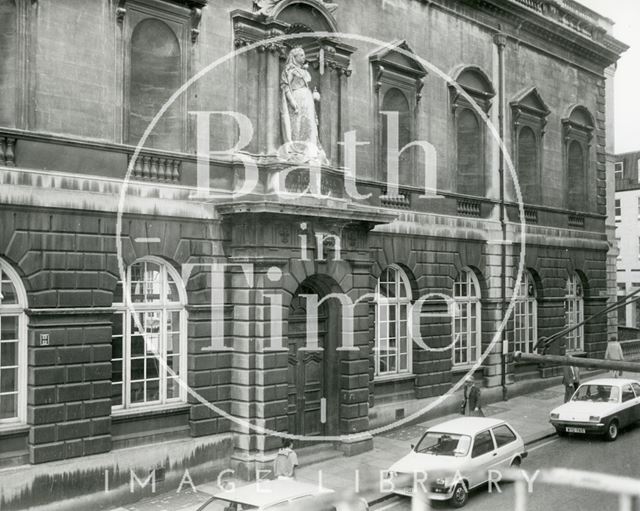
[456,198,482,217]
[0,136,16,166]
[127,152,181,183]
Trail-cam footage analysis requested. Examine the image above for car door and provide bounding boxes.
[620,384,636,428]
[490,424,520,467]
[467,430,497,489]
[631,383,640,422]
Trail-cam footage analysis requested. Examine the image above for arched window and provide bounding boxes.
[127,19,182,151]
[375,266,412,377]
[517,127,539,204]
[562,106,593,212]
[564,273,584,353]
[112,258,187,410]
[381,88,412,186]
[456,109,483,196]
[567,141,585,211]
[513,272,537,354]
[452,269,481,366]
[450,67,495,197]
[0,259,27,426]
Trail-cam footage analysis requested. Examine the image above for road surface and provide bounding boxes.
[371,424,640,511]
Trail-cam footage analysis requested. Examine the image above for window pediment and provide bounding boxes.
[449,65,495,113]
[370,40,428,82]
[511,87,550,121]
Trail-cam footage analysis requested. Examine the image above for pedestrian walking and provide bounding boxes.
[604,339,624,378]
[562,361,581,403]
[462,375,484,417]
[273,438,298,479]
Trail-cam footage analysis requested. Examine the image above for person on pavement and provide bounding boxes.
[604,338,624,378]
[463,375,484,417]
[273,438,299,479]
[561,344,581,403]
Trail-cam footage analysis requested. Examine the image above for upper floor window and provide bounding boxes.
[512,271,537,354]
[452,269,482,366]
[0,259,27,427]
[564,273,584,353]
[371,41,427,190]
[450,67,495,197]
[562,106,594,212]
[615,198,621,219]
[112,258,187,411]
[0,1,17,128]
[124,3,190,151]
[614,161,624,179]
[375,266,412,377]
[510,88,550,205]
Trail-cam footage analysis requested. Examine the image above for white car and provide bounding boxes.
[196,479,366,511]
[385,417,527,508]
[550,378,640,441]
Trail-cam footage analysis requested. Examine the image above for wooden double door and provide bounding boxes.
[287,284,339,437]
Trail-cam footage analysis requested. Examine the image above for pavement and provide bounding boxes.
[109,383,567,511]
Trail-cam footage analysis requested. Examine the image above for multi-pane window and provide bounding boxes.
[112,258,186,410]
[512,272,537,353]
[375,266,412,377]
[637,197,640,216]
[452,269,481,366]
[615,199,621,218]
[614,161,623,178]
[564,274,584,353]
[0,260,26,426]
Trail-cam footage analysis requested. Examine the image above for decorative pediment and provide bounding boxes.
[448,65,495,113]
[510,87,550,118]
[562,104,594,142]
[369,40,428,80]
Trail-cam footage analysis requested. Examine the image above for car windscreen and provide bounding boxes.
[200,498,259,511]
[414,431,471,456]
[571,384,619,403]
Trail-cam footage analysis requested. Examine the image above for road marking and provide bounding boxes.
[527,437,559,453]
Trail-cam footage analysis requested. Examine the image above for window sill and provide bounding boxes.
[111,402,190,421]
[451,364,479,374]
[0,423,29,438]
[374,373,415,384]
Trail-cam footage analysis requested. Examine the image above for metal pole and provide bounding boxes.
[494,29,508,401]
[514,351,640,373]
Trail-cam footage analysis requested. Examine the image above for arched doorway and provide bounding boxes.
[287,276,340,437]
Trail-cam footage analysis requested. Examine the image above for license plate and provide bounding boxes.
[566,427,585,433]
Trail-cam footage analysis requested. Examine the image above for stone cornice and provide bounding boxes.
[426,0,627,69]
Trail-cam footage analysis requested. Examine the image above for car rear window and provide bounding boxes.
[492,425,517,447]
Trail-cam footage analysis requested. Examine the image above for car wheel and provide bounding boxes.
[450,483,468,508]
[510,457,522,467]
[605,420,619,442]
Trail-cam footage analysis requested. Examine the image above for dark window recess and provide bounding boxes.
[457,110,483,196]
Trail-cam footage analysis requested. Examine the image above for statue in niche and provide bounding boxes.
[254,0,338,17]
[280,47,328,165]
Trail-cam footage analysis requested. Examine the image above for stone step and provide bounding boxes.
[296,443,344,467]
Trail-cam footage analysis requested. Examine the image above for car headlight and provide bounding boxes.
[435,478,447,487]
[589,415,600,422]
[550,413,559,420]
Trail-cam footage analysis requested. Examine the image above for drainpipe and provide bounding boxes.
[494,30,508,401]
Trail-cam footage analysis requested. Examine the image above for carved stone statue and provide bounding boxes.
[280,47,328,164]
[254,0,338,17]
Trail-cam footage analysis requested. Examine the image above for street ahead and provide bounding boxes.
[372,424,640,511]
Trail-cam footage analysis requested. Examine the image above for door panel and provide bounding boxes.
[287,288,328,437]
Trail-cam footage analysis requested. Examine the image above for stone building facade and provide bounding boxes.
[0,0,627,506]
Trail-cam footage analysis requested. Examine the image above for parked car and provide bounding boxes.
[196,479,365,511]
[549,378,640,441]
[385,417,527,508]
